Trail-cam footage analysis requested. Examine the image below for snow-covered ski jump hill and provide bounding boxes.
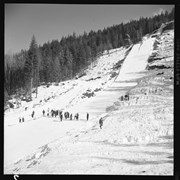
[4,24,174,175]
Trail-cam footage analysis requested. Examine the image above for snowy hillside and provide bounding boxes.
[4,45,129,166]
[4,25,174,175]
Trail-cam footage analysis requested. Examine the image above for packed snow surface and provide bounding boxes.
[117,38,154,81]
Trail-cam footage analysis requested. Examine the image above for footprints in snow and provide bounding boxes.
[12,144,51,172]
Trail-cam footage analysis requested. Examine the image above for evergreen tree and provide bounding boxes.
[53,57,61,82]
[64,47,73,79]
[24,35,40,99]
[168,7,174,21]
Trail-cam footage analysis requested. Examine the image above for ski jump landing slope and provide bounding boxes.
[116,37,155,82]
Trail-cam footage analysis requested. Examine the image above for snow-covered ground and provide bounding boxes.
[4,46,129,167]
[4,28,174,175]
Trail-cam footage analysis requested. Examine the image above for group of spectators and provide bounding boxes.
[18,108,107,129]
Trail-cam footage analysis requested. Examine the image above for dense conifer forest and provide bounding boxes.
[4,7,174,101]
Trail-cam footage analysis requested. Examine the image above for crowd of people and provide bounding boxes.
[120,93,130,101]
[18,108,105,129]
[18,94,131,129]
[45,108,82,121]
[18,109,90,123]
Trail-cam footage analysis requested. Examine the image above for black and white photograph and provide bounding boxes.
[4,4,174,175]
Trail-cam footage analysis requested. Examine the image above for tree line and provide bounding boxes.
[4,7,174,102]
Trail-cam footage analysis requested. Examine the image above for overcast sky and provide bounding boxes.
[5,4,174,54]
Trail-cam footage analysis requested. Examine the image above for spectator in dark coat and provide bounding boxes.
[66,112,69,119]
[64,112,67,119]
[99,117,103,129]
[120,96,124,101]
[77,113,79,120]
[70,114,72,120]
[60,113,63,121]
[124,94,129,101]
[87,113,89,121]
[51,110,54,117]
[32,111,35,118]
[42,110,45,116]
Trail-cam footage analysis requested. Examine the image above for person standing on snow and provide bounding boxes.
[87,113,89,121]
[47,108,50,117]
[64,112,67,120]
[77,113,79,120]
[99,117,103,129]
[70,114,72,120]
[51,109,54,117]
[32,111,35,119]
[60,113,63,121]
[42,110,45,116]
